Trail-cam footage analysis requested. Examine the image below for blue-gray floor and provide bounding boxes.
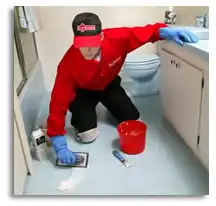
[24,94,209,195]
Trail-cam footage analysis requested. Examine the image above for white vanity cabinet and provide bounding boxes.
[160,49,203,151]
[159,41,209,170]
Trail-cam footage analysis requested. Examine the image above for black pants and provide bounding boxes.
[68,76,140,133]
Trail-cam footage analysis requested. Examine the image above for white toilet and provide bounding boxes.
[121,52,160,97]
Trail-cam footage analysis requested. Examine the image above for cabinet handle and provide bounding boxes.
[171,60,175,64]
[176,63,180,69]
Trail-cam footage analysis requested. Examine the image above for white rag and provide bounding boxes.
[59,168,86,192]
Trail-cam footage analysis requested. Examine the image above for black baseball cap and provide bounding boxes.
[72,12,102,48]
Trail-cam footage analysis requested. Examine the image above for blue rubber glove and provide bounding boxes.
[159,27,199,46]
[50,135,77,165]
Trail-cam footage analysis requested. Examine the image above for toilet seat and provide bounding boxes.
[124,53,160,69]
[124,53,160,71]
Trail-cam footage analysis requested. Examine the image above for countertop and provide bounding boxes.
[166,25,209,60]
[160,39,209,67]
[184,40,209,60]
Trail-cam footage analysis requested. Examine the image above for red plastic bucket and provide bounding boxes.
[117,120,147,155]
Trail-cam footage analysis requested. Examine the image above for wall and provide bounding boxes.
[174,6,209,25]
[34,6,168,91]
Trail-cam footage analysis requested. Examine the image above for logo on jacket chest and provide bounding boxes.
[108,57,121,68]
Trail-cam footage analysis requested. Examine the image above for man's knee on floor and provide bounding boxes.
[76,127,99,144]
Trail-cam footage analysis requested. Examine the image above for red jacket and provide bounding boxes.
[47,23,167,137]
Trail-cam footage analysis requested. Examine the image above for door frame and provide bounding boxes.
[14,89,33,175]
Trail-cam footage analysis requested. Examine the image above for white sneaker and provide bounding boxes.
[75,128,99,144]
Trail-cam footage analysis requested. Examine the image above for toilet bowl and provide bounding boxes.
[122,52,160,97]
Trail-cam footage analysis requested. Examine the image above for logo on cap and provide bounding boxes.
[77,23,96,32]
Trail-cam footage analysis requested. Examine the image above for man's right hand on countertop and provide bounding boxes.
[159,27,199,46]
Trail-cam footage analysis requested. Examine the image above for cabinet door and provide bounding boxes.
[197,72,209,170]
[14,118,28,195]
[160,50,203,151]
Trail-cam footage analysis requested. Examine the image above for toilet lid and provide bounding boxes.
[125,53,160,64]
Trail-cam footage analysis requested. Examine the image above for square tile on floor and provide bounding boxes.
[23,94,209,195]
